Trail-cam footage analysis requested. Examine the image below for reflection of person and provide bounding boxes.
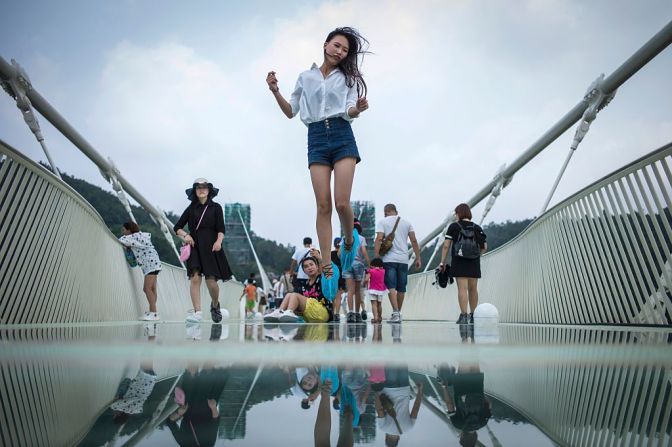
[167,365,228,447]
[110,362,157,424]
[374,366,423,444]
[438,364,492,447]
[119,222,162,321]
[439,203,487,325]
[174,178,232,323]
[266,27,370,289]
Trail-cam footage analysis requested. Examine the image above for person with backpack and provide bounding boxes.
[439,203,487,325]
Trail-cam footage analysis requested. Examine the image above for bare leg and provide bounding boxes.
[205,278,219,306]
[371,298,379,321]
[388,288,399,312]
[143,275,158,313]
[354,282,362,313]
[467,278,479,312]
[333,158,356,247]
[333,288,343,315]
[346,278,356,311]
[190,273,202,311]
[337,406,354,447]
[456,278,469,314]
[397,292,405,311]
[280,293,308,313]
[310,164,333,272]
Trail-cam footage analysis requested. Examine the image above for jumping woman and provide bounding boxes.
[266,27,370,298]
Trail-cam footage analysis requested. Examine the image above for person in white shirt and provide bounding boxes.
[374,204,422,323]
[266,27,370,297]
[289,237,313,291]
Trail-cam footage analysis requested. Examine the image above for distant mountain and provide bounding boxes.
[55,168,292,280]
[55,167,535,281]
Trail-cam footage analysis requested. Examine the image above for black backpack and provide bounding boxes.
[452,222,481,260]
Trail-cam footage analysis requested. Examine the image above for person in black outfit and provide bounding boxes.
[438,363,491,447]
[439,203,487,325]
[166,365,229,447]
[174,178,232,323]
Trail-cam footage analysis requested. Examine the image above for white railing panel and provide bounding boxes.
[403,143,672,325]
[0,139,242,324]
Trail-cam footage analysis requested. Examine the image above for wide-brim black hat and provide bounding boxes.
[185,177,219,201]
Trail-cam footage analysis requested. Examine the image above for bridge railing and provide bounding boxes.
[0,138,242,324]
[403,142,672,325]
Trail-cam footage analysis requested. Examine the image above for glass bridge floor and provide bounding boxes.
[1,321,670,446]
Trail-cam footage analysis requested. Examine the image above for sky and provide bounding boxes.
[1,0,671,248]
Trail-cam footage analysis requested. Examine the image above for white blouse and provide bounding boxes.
[289,63,359,126]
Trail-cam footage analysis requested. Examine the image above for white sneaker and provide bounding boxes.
[141,312,159,321]
[279,309,299,323]
[186,310,203,323]
[387,312,401,324]
[264,309,283,323]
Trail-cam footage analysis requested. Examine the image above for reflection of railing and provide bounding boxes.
[0,326,183,447]
[0,139,242,324]
[483,326,672,446]
[403,143,672,325]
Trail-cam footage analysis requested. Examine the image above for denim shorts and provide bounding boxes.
[384,262,409,293]
[307,117,361,168]
[342,260,366,281]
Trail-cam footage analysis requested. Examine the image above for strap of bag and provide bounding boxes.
[389,217,401,236]
[195,205,209,231]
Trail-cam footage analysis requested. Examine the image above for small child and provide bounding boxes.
[240,281,257,319]
[364,257,386,323]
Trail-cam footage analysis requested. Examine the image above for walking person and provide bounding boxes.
[374,204,422,323]
[289,237,313,291]
[119,222,162,321]
[364,257,386,324]
[266,27,370,298]
[174,178,232,323]
[343,219,370,323]
[439,203,487,325]
[240,279,257,319]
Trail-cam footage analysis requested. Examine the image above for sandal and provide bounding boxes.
[340,228,360,272]
[321,262,340,301]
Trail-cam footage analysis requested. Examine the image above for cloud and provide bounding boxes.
[14,0,667,251]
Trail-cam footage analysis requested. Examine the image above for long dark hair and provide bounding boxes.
[325,27,370,97]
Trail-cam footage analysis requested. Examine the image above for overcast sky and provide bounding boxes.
[1,1,670,248]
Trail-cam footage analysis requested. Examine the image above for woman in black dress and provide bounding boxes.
[174,178,232,323]
[439,203,487,325]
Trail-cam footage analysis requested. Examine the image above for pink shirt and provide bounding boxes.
[368,267,386,292]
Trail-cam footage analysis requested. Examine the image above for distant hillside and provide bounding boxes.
[54,168,534,281]
[56,168,293,280]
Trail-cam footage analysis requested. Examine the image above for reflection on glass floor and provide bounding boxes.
[1,322,670,446]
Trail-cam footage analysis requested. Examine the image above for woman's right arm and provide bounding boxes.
[267,71,299,119]
[174,207,194,245]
